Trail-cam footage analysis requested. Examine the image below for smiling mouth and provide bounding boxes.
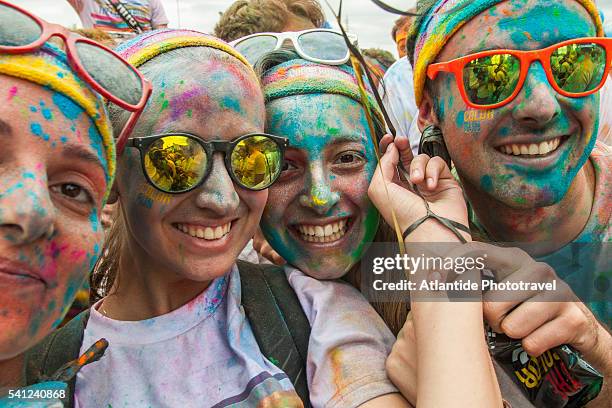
[292,218,351,244]
[174,222,232,240]
[496,136,568,157]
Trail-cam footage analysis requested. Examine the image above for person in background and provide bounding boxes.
[214,0,325,42]
[391,14,412,59]
[381,9,419,153]
[66,0,168,40]
[363,47,396,86]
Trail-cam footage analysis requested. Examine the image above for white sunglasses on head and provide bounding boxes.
[231,28,358,66]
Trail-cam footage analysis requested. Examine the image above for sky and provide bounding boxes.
[9,0,612,59]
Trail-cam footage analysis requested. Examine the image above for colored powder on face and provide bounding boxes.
[41,106,53,121]
[480,174,493,192]
[52,92,83,121]
[502,3,593,45]
[30,122,50,141]
[219,95,243,114]
[89,208,99,233]
[88,124,108,177]
[8,86,17,101]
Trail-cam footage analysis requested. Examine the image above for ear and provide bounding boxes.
[106,180,120,205]
[417,87,440,133]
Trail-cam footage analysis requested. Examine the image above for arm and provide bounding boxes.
[66,0,84,13]
[149,0,169,29]
[368,139,503,407]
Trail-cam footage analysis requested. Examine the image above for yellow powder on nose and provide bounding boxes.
[312,195,328,207]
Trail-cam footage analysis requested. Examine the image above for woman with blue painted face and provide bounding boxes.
[253,45,504,407]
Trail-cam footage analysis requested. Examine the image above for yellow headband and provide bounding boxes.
[0,51,115,203]
[115,31,253,73]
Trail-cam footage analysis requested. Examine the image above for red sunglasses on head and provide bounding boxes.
[0,0,152,152]
[427,37,612,110]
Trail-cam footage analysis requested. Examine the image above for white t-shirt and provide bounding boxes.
[285,266,398,408]
[380,56,419,153]
[70,0,168,35]
[74,265,300,407]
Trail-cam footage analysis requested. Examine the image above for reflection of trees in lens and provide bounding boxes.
[464,54,518,105]
[145,138,204,191]
[553,44,605,93]
[232,137,280,188]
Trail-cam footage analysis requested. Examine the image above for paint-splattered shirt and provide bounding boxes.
[285,266,399,408]
[72,0,168,37]
[74,265,301,407]
[470,142,611,327]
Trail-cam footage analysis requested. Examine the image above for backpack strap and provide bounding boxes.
[24,310,90,408]
[237,260,312,408]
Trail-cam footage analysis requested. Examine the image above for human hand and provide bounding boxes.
[368,136,468,242]
[453,242,611,364]
[386,313,418,406]
[253,227,285,265]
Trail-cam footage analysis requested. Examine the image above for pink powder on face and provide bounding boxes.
[8,86,17,101]
[39,241,70,282]
[70,249,87,262]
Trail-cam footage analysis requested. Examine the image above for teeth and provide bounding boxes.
[499,138,562,157]
[295,219,349,243]
[175,222,232,240]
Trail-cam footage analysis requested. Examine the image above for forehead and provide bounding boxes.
[137,57,265,138]
[0,76,108,171]
[266,93,372,150]
[439,0,596,59]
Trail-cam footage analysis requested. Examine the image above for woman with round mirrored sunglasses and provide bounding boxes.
[231,28,356,66]
[128,133,288,193]
[427,37,612,109]
[0,0,152,151]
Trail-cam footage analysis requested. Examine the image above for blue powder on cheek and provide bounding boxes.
[89,208,99,233]
[456,111,465,127]
[52,92,83,121]
[480,175,493,192]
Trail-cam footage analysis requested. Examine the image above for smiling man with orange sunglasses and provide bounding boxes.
[372,0,612,406]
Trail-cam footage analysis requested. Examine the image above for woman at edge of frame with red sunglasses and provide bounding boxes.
[0,1,149,405]
[368,0,611,407]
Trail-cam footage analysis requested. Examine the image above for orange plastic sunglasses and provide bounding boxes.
[427,37,612,109]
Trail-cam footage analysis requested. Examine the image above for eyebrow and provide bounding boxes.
[0,118,13,136]
[62,144,106,172]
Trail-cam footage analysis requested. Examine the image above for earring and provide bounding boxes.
[418,125,451,168]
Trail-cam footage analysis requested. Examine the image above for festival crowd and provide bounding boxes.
[0,0,610,407]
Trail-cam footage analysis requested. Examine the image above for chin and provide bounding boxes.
[489,180,570,209]
[0,326,39,360]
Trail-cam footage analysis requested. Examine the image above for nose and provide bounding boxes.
[512,62,561,128]
[0,169,56,245]
[299,162,340,215]
[194,153,240,215]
